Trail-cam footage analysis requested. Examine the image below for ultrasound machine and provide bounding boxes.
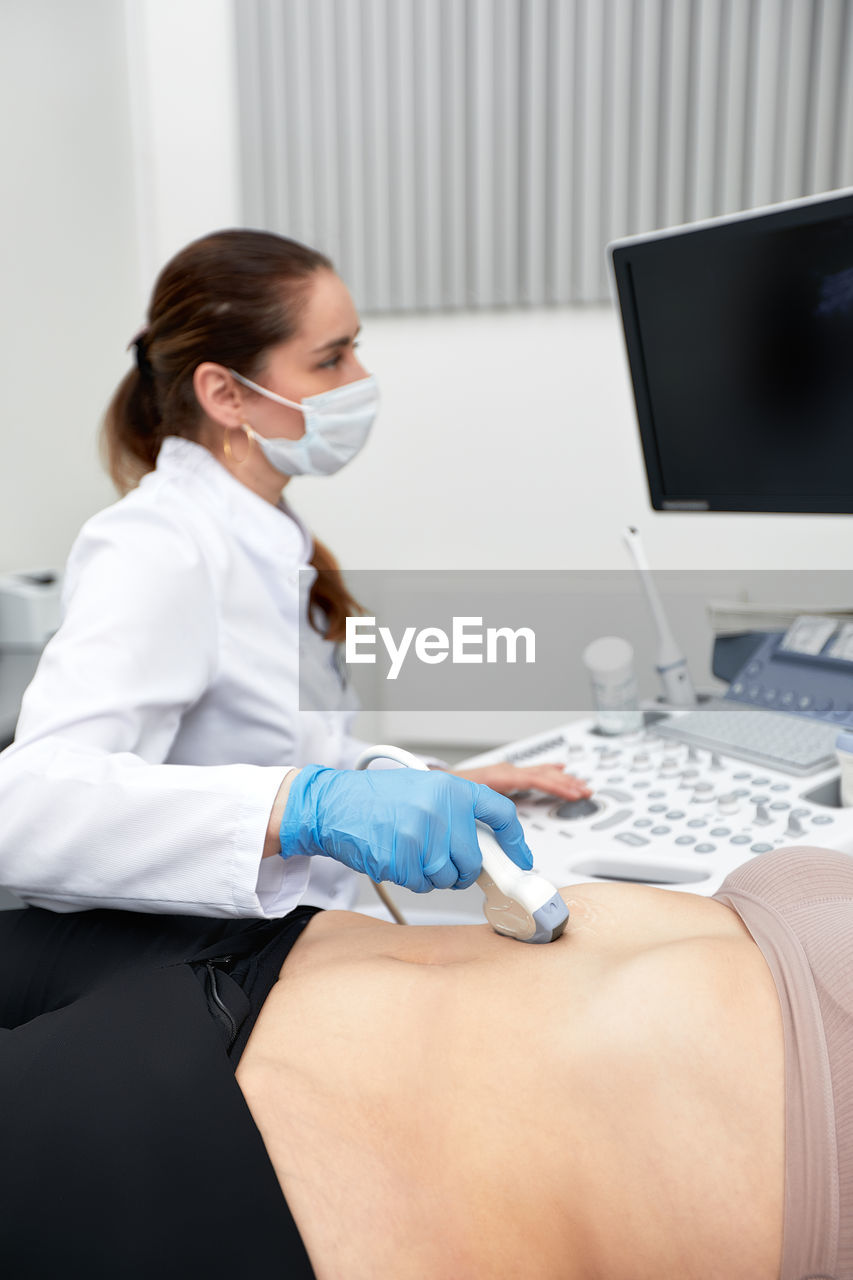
[454,188,853,906]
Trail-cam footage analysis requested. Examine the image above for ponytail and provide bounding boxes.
[101,334,163,495]
[309,538,364,644]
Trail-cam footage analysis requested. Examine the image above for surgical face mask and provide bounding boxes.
[228,369,378,477]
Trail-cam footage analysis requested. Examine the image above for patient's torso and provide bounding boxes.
[236,883,784,1279]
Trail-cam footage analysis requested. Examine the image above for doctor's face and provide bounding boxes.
[245,269,367,442]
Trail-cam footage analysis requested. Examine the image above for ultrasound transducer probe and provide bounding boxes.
[355,745,570,943]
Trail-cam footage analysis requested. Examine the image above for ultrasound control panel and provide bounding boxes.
[725,615,853,725]
[461,715,853,898]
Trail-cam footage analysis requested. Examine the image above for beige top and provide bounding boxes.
[237,878,785,1278]
[714,845,853,1280]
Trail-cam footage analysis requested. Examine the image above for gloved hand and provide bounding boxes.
[279,764,533,892]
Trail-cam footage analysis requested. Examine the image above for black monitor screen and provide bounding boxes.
[610,191,853,512]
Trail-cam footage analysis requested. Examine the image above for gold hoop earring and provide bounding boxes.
[224,423,252,464]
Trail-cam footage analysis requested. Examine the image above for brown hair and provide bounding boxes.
[101,228,361,641]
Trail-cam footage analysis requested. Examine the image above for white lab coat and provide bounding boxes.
[0,436,380,916]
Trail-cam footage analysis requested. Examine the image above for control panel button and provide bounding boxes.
[730,834,752,845]
[615,831,650,847]
[780,691,795,708]
[675,835,695,846]
[798,694,813,710]
[650,825,671,836]
[687,819,707,828]
[751,777,770,786]
[747,685,761,700]
[769,801,790,811]
[762,688,778,703]
[599,788,633,804]
[770,783,790,792]
[648,790,665,799]
[732,682,745,695]
[751,843,774,853]
[813,815,834,825]
[694,843,716,853]
[648,804,667,813]
[814,697,832,714]
[633,818,653,828]
[665,810,685,820]
[709,827,731,837]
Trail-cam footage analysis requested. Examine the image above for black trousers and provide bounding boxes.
[0,905,320,1278]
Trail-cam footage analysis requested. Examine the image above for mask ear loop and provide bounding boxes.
[223,423,253,464]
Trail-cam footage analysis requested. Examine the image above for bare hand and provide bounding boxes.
[453,762,592,801]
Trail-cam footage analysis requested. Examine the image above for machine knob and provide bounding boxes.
[786,814,806,838]
[553,797,600,821]
[754,803,772,826]
[687,746,700,763]
[631,752,652,770]
[709,753,724,772]
[717,792,739,815]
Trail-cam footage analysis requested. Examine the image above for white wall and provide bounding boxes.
[123,0,242,292]
[0,0,242,579]
[0,0,140,573]
[3,0,852,752]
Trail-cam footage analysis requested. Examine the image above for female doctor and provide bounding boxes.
[0,229,589,918]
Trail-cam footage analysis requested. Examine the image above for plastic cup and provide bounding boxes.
[582,636,643,736]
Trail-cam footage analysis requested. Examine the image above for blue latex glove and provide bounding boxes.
[280,764,533,892]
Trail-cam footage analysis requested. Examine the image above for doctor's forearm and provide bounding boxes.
[263,768,301,858]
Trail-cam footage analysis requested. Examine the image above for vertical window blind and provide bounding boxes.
[236,0,853,311]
